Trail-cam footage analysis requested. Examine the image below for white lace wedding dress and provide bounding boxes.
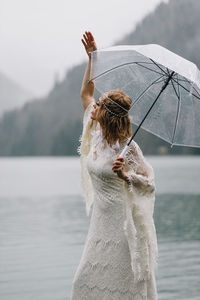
[70,99,158,300]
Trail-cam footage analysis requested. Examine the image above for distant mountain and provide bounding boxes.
[0,0,199,156]
[114,0,200,67]
[0,64,84,155]
[0,71,34,117]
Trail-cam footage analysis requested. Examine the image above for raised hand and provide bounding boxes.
[81,31,97,58]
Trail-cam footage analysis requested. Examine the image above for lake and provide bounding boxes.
[0,156,199,299]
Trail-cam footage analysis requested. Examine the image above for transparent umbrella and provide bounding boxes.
[89,44,200,156]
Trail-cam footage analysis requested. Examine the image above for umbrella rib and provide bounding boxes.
[170,75,182,145]
[181,77,200,99]
[181,76,196,141]
[177,78,190,83]
[135,62,164,76]
[177,77,200,96]
[176,77,200,96]
[149,59,168,76]
[153,77,167,84]
[133,61,160,65]
[130,74,165,109]
[166,67,177,78]
[89,61,164,81]
[175,75,196,145]
[171,77,200,101]
[170,76,179,99]
[177,75,181,98]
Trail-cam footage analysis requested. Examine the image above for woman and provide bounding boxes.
[70,31,158,300]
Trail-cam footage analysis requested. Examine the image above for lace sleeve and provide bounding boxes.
[77,98,95,217]
[77,99,95,156]
[124,141,155,194]
[83,100,95,128]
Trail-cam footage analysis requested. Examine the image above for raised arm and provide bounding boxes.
[81,31,97,110]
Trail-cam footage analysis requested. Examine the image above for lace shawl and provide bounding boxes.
[123,143,158,282]
[77,99,158,283]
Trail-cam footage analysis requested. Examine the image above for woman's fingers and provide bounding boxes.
[112,161,124,170]
[82,31,97,51]
[116,157,124,162]
[83,33,89,45]
[113,158,125,165]
[85,31,93,46]
[115,155,124,162]
[87,31,97,48]
[112,155,125,173]
[115,158,125,163]
[113,167,123,174]
[81,38,87,48]
[86,31,94,45]
[88,31,94,41]
[113,162,125,168]
[113,165,123,170]
[112,167,123,173]
[85,31,91,42]
[112,163,122,168]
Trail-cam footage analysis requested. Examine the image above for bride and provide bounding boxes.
[70,31,158,300]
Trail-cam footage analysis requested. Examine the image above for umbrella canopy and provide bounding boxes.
[89,44,200,150]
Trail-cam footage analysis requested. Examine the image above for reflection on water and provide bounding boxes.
[0,157,199,299]
[0,195,89,300]
[154,194,200,242]
[0,194,199,300]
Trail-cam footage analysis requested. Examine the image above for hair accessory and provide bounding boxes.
[100,93,130,113]
[102,101,129,118]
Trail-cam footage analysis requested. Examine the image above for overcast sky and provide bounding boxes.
[0,0,168,97]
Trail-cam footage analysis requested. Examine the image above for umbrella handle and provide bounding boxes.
[119,145,129,158]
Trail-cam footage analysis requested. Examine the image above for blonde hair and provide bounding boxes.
[96,89,132,146]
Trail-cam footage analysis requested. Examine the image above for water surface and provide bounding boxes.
[0,156,199,299]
